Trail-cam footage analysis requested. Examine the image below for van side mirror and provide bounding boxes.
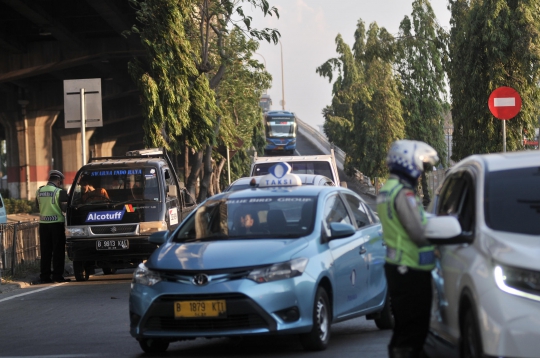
[167,185,177,197]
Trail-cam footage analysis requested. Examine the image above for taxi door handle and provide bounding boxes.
[359,246,367,255]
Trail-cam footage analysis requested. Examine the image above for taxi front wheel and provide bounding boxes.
[139,338,169,354]
[300,287,331,351]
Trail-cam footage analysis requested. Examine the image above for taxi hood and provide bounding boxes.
[146,238,309,271]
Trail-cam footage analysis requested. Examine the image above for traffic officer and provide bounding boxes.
[36,170,70,283]
[376,140,439,358]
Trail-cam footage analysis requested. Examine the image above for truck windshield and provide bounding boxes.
[70,167,161,205]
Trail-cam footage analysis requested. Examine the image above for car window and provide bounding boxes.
[322,194,352,237]
[436,176,467,216]
[485,167,540,235]
[342,193,371,228]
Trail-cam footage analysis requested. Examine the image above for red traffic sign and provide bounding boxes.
[488,86,522,120]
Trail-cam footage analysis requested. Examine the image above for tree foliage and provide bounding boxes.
[317,21,405,179]
[127,0,279,201]
[448,0,540,159]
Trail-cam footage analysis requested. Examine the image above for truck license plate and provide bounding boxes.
[174,300,227,318]
[96,239,129,250]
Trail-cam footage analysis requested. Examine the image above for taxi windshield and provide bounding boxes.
[173,195,317,241]
[70,167,161,205]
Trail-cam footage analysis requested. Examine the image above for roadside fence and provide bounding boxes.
[0,221,40,279]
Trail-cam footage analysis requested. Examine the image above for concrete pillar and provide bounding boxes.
[92,139,117,158]
[0,111,21,199]
[57,128,95,192]
[16,109,62,200]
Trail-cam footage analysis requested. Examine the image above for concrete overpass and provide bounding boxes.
[0,0,145,199]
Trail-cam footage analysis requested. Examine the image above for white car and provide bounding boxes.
[224,174,335,192]
[424,150,540,358]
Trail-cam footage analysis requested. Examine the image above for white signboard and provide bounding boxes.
[63,78,103,128]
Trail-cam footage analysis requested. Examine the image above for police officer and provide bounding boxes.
[376,140,439,358]
[36,170,70,283]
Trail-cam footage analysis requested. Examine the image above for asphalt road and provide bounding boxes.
[0,270,391,358]
[0,133,392,357]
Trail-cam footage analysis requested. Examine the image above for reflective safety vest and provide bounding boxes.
[36,184,65,224]
[377,178,435,271]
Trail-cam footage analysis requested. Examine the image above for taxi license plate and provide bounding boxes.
[174,300,227,318]
[96,239,129,250]
[275,146,284,150]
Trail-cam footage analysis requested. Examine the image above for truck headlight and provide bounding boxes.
[132,263,162,286]
[494,263,540,302]
[65,227,87,237]
[247,258,308,283]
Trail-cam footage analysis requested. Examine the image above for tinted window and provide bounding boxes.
[322,195,352,237]
[485,167,540,235]
[343,193,371,228]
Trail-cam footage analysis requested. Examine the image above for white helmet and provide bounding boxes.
[386,140,439,179]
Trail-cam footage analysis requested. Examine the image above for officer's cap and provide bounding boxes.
[49,170,65,180]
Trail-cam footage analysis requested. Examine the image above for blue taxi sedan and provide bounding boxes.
[129,163,392,353]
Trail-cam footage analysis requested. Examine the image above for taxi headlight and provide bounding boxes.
[66,227,87,237]
[494,263,540,302]
[247,258,308,283]
[139,221,168,235]
[132,263,161,286]
[266,139,274,145]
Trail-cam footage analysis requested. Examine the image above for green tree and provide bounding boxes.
[396,0,448,204]
[448,0,540,159]
[317,21,405,179]
[128,0,279,202]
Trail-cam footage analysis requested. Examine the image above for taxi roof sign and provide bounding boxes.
[258,162,302,188]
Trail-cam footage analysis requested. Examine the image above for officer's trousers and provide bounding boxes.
[384,263,432,355]
[39,222,66,281]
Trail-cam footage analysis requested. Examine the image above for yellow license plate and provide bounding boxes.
[174,300,227,318]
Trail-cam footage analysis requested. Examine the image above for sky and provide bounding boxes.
[246,1,451,131]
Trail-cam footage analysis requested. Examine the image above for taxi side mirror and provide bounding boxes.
[328,222,355,240]
[148,231,169,245]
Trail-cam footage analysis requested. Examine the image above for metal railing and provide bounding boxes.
[0,221,40,278]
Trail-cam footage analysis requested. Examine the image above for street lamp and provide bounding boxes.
[279,39,285,110]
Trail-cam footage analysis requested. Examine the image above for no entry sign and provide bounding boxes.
[488,86,522,120]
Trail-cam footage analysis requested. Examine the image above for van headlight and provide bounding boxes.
[139,221,168,234]
[247,258,308,283]
[66,227,87,237]
[132,263,162,286]
[494,263,540,302]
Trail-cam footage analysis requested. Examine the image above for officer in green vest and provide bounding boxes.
[36,170,70,283]
[376,140,439,358]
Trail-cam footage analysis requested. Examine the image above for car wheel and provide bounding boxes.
[300,287,331,351]
[73,261,89,281]
[139,338,169,354]
[461,308,483,358]
[374,292,394,330]
[102,268,117,275]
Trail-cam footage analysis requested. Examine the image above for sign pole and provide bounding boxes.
[502,120,506,152]
[80,88,86,165]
